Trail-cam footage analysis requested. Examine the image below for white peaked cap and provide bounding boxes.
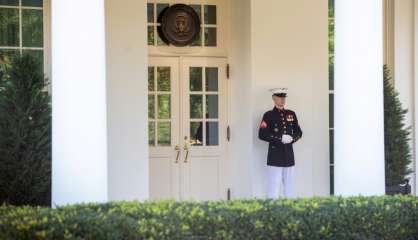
[269,87,288,96]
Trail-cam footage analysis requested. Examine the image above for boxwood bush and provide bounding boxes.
[0,195,417,240]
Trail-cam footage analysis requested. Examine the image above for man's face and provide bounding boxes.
[272,95,286,108]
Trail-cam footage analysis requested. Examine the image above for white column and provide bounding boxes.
[51,0,108,205]
[334,0,385,196]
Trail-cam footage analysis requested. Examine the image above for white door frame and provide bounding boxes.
[148,56,230,201]
[180,57,229,200]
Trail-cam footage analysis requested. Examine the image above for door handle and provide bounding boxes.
[174,145,180,163]
[183,143,190,163]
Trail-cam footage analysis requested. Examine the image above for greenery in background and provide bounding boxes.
[0,54,51,206]
[1,195,418,239]
[383,65,413,186]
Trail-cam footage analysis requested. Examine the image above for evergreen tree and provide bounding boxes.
[384,65,413,186]
[0,54,51,206]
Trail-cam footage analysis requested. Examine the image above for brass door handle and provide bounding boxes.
[174,145,180,163]
[183,144,189,163]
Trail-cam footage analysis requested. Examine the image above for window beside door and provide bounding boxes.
[0,0,44,73]
[328,0,335,195]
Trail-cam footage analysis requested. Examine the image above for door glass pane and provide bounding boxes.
[189,5,202,47]
[147,3,154,23]
[0,8,19,46]
[148,26,154,45]
[206,122,219,146]
[206,95,218,119]
[148,122,155,146]
[190,95,203,119]
[190,5,201,21]
[158,94,170,119]
[157,4,169,22]
[157,67,170,91]
[157,122,171,146]
[190,67,202,91]
[190,122,203,146]
[22,0,43,7]
[204,27,216,47]
[148,67,155,91]
[204,5,216,25]
[191,31,202,46]
[205,67,218,91]
[148,95,155,119]
[157,32,168,46]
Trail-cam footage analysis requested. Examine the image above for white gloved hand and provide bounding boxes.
[281,134,293,144]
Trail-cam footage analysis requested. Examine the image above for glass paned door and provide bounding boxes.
[148,57,180,201]
[181,57,228,201]
[148,57,228,201]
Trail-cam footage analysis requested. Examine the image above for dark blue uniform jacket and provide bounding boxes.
[258,107,302,167]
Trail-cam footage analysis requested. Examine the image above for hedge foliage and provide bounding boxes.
[1,195,418,240]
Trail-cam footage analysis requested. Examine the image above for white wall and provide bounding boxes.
[227,0,329,198]
[102,0,415,199]
[102,0,329,200]
[251,0,329,198]
[105,0,149,201]
[393,0,416,195]
[228,0,254,198]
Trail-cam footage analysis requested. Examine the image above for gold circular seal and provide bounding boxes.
[159,4,201,47]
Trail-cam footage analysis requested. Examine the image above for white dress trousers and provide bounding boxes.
[266,165,295,199]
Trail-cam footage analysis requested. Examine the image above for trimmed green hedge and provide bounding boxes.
[1,195,418,240]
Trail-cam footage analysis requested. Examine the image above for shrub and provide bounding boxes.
[0,195,417,240]
[0,54,51,206]
[383,65,413,186]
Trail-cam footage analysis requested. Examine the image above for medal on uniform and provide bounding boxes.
[274,128,279,132]
[286,114,294,122]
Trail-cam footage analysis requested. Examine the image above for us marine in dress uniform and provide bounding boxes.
[258,88,302,199]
